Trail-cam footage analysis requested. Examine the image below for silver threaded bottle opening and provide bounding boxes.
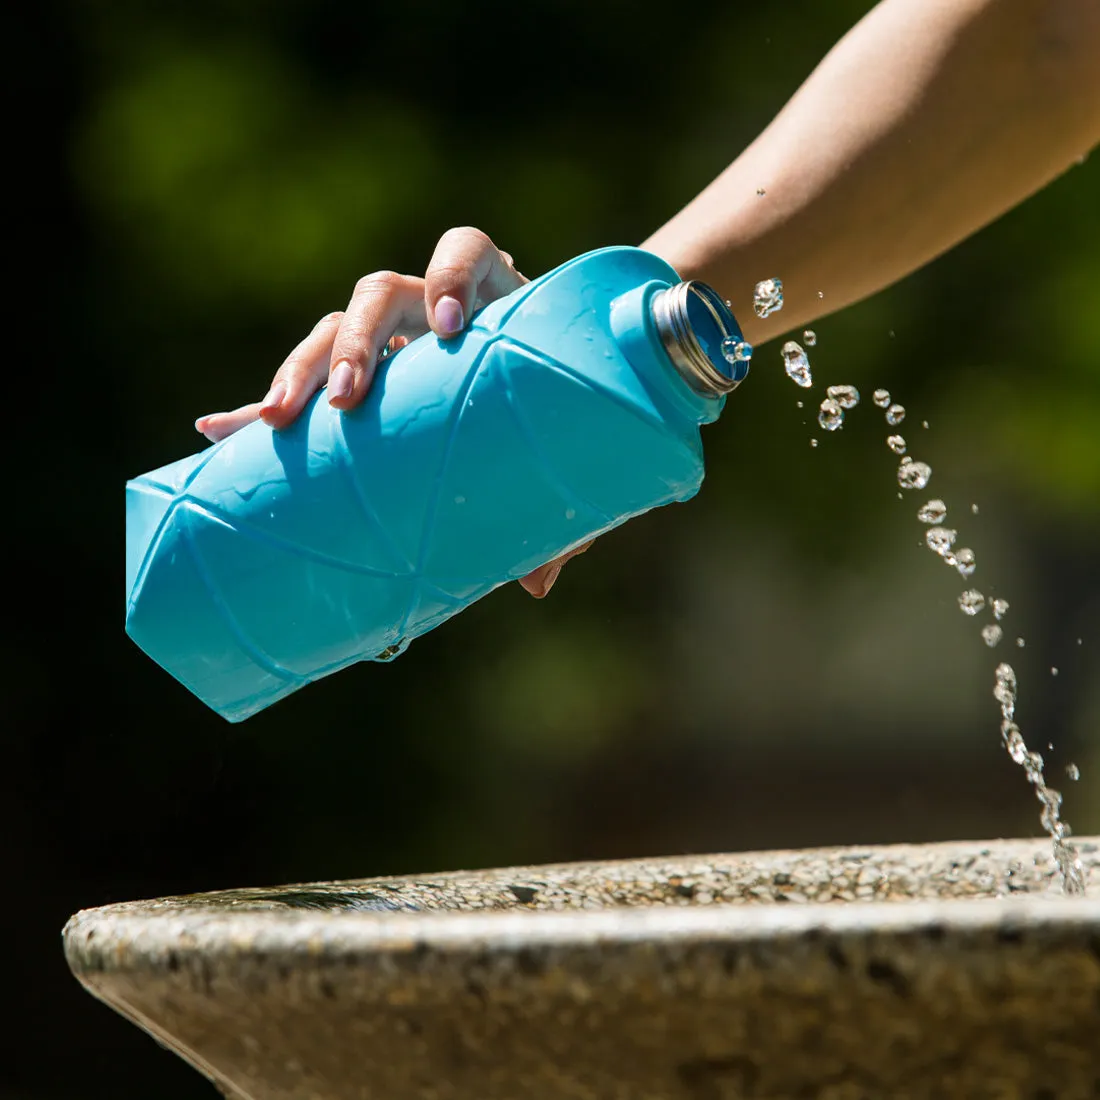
[651,281,748,397]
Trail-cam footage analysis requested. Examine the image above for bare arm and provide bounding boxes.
[643,0,1100,345]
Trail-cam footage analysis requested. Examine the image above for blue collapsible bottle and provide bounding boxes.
[126,246,748,721]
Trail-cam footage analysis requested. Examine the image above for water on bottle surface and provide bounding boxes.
[1066,763,1080,781]
[885,403,906,426]
[981,624,1003,647]
[817,398,844,431]
[722,337,753,364]
[873,389,891,408]
[781,341,813,388]
[803,330,817,346]
[886,434,906,455]
[917,499,947,524]
[754,278,784,318]
[992,597,1009,620]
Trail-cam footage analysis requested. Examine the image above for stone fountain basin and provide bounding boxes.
[64,837,1100,1100]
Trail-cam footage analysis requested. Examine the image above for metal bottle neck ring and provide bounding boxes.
[651,281,747,397]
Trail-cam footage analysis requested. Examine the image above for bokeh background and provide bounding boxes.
[12,1,1098,1097]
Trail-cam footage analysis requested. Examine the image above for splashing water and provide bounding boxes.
[722,337,753,364]
[926,526,957,557]
[783,376,1085,897]
[826,384,860,409]
[803,329,817,346]
[958,589,985,615]
[897,458,932,490]
[818,398,844,431]
[954,548,976,578]
[781,341,813,388]
[917,499,947,524]
[993,663,1085,894]
[754,278,784,318]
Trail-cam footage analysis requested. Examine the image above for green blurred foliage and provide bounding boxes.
[10,1,1099,1096]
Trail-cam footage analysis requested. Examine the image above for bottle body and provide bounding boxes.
[125,246,744,721]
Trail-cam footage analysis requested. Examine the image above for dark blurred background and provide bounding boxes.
[10,1,1098,1097]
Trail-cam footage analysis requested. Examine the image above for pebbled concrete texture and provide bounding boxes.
[64,837,1100,1100]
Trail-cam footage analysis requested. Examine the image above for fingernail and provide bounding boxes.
[194,416,211,432]
[435,295,464,336]
[328,360,354,402]
[540,562,564,596]
[260,381,287,412]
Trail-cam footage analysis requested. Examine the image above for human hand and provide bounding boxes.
[194,226,590,598]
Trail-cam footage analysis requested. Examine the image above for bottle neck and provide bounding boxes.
[650,281,748,397]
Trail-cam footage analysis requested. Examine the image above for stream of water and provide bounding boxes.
[725,281,1087,895]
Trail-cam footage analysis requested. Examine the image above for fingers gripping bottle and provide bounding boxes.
[126,246,749,721]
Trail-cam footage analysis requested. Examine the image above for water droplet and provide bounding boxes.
[1050,666,1058,676]
[565,508,576,520]
[1016,637,1026,648]
[958,589,985,616]
[1066,763,1080,781]
[925,526,957,556]
[994,662,1017,716]
[992,597,1009,621]
[1003,724,1028,765]
[796,400,804,408]
[981,624,1003,647]
[971,503,979,515]
[886,403,906,426]
[803,329,817,346]
[781,340,812,387]
[810,438,819,448]
[753,278,784,318]
[722,336,753,364]
[818,398,844,431]
[817,290,824,299]
[873,389,891,408]
[897,458,931,490]
[756,187,766,196]
[917,499,947,524]
[886,434,906,455]
[992,664,1085,895]
[826,384,860,409]
[922,420,929,430]
[954,548,976,577]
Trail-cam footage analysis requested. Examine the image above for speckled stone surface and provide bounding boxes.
[65,837,1100,1100]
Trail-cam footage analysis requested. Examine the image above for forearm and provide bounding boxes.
[643,0,1100,346]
